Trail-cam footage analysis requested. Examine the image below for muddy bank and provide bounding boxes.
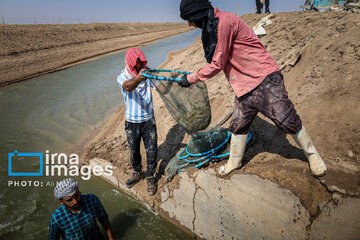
[80,11,360,239]
[90,158,360,239]
[0,23,191,86]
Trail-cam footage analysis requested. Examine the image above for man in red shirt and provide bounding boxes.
[178,0,327,177]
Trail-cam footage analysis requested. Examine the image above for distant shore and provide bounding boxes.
[0,23,191,87]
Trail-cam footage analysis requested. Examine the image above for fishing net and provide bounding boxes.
[165,127,229,180]
[143,69,211,134]
[142,70,253,180]
[164,127,252,181]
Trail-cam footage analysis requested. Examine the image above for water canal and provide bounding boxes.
[0,29,201,239]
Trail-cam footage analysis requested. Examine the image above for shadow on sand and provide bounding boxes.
[243,116,306,166]
[154,116,307,177]
[156,124,186,179]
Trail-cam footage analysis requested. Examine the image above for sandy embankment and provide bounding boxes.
[80,11,359,237]
[0,22,191,86]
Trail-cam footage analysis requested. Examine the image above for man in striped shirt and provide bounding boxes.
[117,48,158,195]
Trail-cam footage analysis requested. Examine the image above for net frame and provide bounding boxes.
[142,69,191,82]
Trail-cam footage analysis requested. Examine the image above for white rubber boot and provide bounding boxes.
[292,126,327,177]
[218,133,248,176]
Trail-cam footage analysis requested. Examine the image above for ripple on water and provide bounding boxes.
[0,198,38,237]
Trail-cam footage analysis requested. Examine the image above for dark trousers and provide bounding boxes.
[230,71,302,135]
[256,0,270,11]
[125,118,158,177]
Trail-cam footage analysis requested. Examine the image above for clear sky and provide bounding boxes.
[0,0,305,24]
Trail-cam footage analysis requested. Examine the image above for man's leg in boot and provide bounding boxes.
[260,71,326,177]
[125,121,144,188]
[143,118,158,195]
[274,112,326,176]
[292,126,327,177]
[218,96,257,176]
[218,133,248,176]
[256,0,263,14]
[265,0,270,13]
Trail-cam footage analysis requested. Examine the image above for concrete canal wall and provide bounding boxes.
[90,158,360,240]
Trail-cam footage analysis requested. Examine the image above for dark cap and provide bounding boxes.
[180,0,213,20]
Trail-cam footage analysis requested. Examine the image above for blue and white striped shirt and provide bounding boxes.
[117,70,155,123]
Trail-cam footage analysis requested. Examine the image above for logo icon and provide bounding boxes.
[8,150,43,176]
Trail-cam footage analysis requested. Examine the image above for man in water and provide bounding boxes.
[117,47,158,195]
[49,178,115,240]
[178,0,327,177]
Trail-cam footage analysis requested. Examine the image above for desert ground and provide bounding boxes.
[0,22,190,86]
[80,11,360,219]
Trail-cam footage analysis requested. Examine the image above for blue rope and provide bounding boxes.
[185,131,231,157]
[184,154,213,163]
[142,69,191,82]
[177,148,189,160]
[176,131,252,173]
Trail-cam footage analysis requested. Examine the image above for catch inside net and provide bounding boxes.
[143,69,211,134]
[164,127,252,180]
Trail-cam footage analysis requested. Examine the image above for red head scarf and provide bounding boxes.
[125,48,148,77]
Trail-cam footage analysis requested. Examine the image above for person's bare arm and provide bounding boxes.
[122,69,146,91]
[101,220,115,240]
[155,80,173,94]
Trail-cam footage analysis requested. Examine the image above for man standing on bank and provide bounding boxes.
[178,0,327,177]
[117,47,158,195]
[49,178,115,240]
[256,0,271,14]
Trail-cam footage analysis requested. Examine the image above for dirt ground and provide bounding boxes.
[0,22,190,86]
[80,11,360,216]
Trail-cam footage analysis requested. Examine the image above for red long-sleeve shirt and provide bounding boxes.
[188,8,280,97]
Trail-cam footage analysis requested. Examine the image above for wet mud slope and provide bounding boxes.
[81,11,360,239]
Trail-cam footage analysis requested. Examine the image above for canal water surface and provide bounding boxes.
[0,30,200,239]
